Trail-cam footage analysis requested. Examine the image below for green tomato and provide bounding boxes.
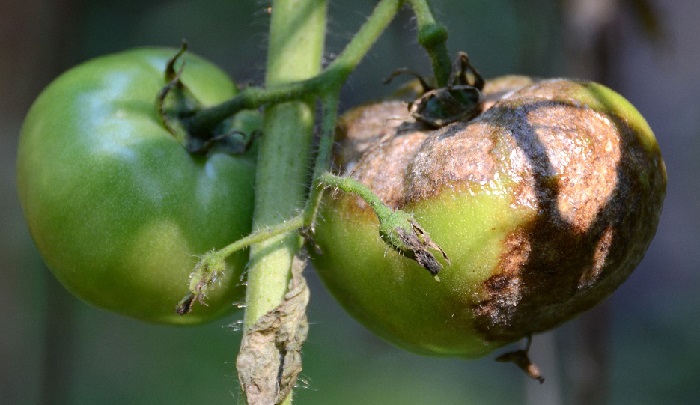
[312,77,666,357]
[17,48,257,324]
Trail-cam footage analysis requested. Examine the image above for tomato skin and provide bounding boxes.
[17,48,256,324]
[312,78,666,357]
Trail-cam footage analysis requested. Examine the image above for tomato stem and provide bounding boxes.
[187,0,404,139]
[313,172,449,277]
[178,215,306,316]
[406,0,451,87]
[304,89,341,228]
[237,0,326,403]
[179,1,453,401]
[187,1,449,140]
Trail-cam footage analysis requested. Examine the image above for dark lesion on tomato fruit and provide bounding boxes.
[384,52,485,128]
[470,84,666,343]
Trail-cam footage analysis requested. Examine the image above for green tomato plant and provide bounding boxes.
[17,0,666,403]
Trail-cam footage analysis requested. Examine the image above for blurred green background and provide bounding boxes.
[2,0,699,404]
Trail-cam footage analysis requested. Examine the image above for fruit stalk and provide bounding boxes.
[406,0,451,86]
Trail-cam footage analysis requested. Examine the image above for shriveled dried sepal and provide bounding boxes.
[495,336,545,384]
[379,209,450,277]
[176,250,225,315]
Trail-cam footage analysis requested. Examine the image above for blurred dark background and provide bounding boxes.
[1,0,698,403]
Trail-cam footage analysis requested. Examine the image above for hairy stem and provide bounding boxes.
[316,172,393,218]
[188,0,403,137]
[406,0,451,86]
[227,2,442,398]
[239,0,326,404]
[315,173,449,277]
[218,216,305,262]
[304,90,340,228]
[243,0,325,326]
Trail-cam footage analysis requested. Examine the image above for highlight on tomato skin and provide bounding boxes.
[17,48,260,325]
[311,76,666,358]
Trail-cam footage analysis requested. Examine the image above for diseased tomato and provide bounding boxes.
[17,48,258,324]
[312,77,666,357]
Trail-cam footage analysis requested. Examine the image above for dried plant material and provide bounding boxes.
[237,256,309,405]
[495,336,544,383]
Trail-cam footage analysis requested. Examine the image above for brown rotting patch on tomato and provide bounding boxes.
[335,101,420,171]
[470,80,665,341]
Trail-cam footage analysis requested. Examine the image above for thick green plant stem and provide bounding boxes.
[244,0,326,328]
[196,2,451,398]
[240,0,326,404]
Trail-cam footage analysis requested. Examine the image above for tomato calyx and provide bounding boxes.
[176,250,227,315]
[157,44,258,156]
[379,209,449,278]
[384,52,485,128]
[157,44,201,146]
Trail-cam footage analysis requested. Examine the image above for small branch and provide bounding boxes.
[304,89,341,228]
[321,0,403,88]
[187,84,311,138]
[315,173,449,277]
[176,216,304,315]
[406,0,451,86]
[187,0,403,138]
